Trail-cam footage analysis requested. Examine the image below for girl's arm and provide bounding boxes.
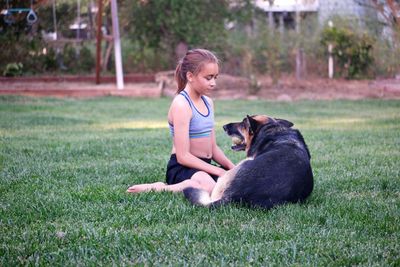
[172,97,226,177]
[207,98,235,170]
[211,129,235,170]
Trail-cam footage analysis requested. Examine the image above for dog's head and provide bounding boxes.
[223,115,293,152]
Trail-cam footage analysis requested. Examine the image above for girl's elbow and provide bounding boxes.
[176,153,189,165]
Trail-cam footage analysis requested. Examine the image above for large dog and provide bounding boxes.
[183,115,314,209]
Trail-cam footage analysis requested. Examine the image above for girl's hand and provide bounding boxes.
[217,168,227,177]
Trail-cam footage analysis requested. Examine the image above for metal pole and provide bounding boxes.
[77,0,80,40]
[95,0,103,84]
[52,0,57,40]
[328,20,334,79]
[110,0,124,90]
[295,5,302,80]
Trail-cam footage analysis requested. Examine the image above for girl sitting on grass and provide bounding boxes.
[127,48,235,194]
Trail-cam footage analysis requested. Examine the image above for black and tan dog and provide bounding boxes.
[183,115,314,209]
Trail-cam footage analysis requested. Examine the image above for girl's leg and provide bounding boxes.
[126,182,166,193]
[189,171,216,194]
[126,171,216,194]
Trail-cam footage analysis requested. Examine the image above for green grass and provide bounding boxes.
[1,95,399,266]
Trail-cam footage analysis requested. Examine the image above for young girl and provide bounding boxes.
[127,49,235,194]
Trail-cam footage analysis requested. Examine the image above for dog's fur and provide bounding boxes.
[183,115,314,209]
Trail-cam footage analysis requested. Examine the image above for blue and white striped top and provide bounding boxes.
[169,90,214,139]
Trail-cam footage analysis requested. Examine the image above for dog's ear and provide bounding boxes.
[275,118,294,128]
[246,115,259,135]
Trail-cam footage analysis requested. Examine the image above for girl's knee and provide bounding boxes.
[182,179,201,188]
[191,171,216,193]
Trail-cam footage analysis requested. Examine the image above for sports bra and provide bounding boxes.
[169,90,214,139]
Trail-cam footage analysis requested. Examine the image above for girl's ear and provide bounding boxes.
[186,71,194,82]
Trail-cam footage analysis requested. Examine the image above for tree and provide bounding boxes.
[355,0,400,75]
[120,0,231,63]
[355,0,400,40]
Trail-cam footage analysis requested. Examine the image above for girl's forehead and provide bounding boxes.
[198,62,219,75]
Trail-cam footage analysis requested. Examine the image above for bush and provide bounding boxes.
[78,45,95,72]
[3,63,23,77]
[59,44,95,73]
[321,26,374,79]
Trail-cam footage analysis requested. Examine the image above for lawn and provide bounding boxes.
[0,96,399,266]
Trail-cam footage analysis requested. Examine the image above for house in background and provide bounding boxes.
[254,0,377,31]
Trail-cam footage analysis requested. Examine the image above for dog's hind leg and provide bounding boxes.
[183,188,230,208]
[184,158,253,207]
[183,188,213,206]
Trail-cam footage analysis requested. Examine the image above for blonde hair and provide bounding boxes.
[174,49,219,93]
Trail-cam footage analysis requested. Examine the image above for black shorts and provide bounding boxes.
[165,154,219,185]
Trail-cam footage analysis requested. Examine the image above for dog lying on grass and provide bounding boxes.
[183,115,314,209]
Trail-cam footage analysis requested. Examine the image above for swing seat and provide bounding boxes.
[26,9,37,25]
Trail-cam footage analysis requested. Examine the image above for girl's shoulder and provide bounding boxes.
[169,93,192,114]
[172,93,190,106]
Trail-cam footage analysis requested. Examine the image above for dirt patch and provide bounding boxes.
[210,74,400,101]
[1,73,399,100]
[255,75,400,101]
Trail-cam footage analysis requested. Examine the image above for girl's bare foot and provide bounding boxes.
[126,182,166,193]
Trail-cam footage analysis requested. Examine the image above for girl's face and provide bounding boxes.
[188,62,219,96]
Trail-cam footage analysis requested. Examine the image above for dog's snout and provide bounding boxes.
[223,123,235,133]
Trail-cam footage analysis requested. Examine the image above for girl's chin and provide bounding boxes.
[203,90,213,96]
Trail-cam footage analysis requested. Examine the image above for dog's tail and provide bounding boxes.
[183,187,213,207]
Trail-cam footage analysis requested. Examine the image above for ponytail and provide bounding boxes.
[175,60,187,93]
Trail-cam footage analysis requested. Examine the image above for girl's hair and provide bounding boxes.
[175,48,219,93]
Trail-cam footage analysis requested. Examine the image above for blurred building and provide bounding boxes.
[254,0,375,29]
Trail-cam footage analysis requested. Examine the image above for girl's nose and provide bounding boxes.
[210,79,216,87]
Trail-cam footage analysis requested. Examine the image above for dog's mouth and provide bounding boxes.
[230,135,246,151]
[223,122,247,151]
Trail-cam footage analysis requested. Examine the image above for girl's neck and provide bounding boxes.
[184,85,201,100]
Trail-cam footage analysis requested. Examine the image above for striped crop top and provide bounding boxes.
[169,90,214,139]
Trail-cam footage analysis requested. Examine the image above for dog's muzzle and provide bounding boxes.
[223,123,246,151]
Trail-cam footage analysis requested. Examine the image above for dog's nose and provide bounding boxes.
[223,124,228,131]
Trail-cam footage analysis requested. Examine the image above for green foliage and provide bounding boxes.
[62,45,78,71]
[35,2,76,36]
[61,44,95,73]
[0,32,58,75]
[78,45,95,72]
[122,39,170,73]
[0,0,94,75]
[121,0,231,65]
[122,0,228,48]
[3,63,23,77]
[0,96,399,265]
[321,26,374,79]
[372,38,400,77]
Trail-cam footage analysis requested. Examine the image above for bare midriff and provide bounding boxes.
[171,136,213,159]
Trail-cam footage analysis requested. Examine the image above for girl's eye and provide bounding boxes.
[205,75,217,80]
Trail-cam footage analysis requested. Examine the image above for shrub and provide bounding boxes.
[3,63,23,77]
[78,45,95,72]
[321,26,374,79]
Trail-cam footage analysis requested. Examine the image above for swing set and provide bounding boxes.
[2,0,124,89]
[2,0,38,25]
